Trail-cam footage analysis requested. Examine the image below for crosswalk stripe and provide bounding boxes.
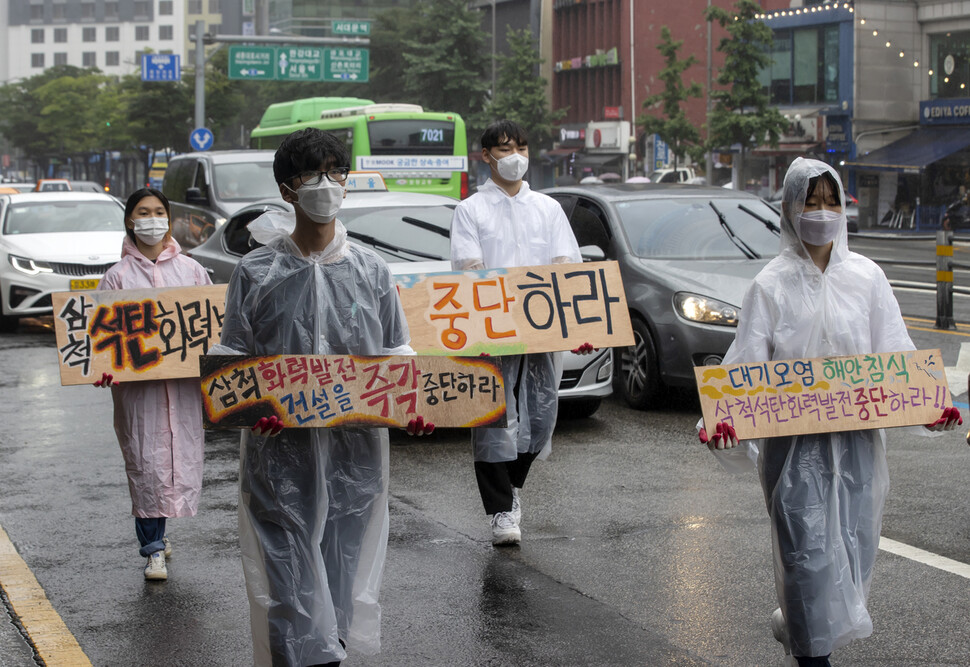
[879,536,970,581]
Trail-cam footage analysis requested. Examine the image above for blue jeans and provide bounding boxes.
[135,517,166,557]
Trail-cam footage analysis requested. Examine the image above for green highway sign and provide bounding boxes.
[333,20,371,36]
[228,45,275,80]
[324,47,369,82]
[229,45,368,82]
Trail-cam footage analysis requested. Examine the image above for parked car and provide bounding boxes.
[186,178,613,417]
[0,192,126,331]
[0,183,35,194]
[162,150,280,250]
[651,167,698,184]
[34,178,72,192]
[541,183,782,410]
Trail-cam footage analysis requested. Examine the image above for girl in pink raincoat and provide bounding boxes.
[95,188,211,581]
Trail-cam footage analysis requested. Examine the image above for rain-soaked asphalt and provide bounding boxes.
[1,312,970,666]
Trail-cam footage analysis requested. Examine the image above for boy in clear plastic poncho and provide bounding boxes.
[210,128,432,666]
[698,158,961,667]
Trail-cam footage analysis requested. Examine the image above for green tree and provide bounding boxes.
[704,0,788,189]
[637,26,704,173]
[480,27,565,150]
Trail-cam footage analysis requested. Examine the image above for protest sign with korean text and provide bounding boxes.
[694,349,951,439]
[201,354,506,429]
[52,285,227,385]
[395,261,634,355]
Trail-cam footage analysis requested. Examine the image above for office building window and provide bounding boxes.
[83,27,96,42]
[930,31,970,99]
[54,28,67,42]
[31,29,44,43]
[159,0,173,15]
[83,52,96,67]
[136,26,149,40]
[104,2,119,19]
[30,4,43,21]
[760,25,840,105]
[187,48,196,63]
[106,26,119,41]
[208,0,219,12]
[159,25,173,40]
[31,53,44,68]
[52,3,66,20]
[188,0,202,14]
[54,52,67,66]
[81,3,95,20]
[134,1,150,17]
[209,23,220,35]
[106,52,120,66]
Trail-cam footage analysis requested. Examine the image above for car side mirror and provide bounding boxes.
[580,245,606,262]
[185,187,208,205]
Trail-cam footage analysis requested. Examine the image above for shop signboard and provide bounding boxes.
[825,115,852,153]
[920,98,970,125]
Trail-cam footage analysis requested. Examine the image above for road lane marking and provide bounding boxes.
[0,523,91,666]
[905,323,970,337]
[879,537,970,581]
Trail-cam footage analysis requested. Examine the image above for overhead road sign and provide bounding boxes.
[229,45,368,82]
[333,20,371,36]
[141,54,181,82]
[324,48,369,82]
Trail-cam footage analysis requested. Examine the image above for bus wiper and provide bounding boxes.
[738,204,780,233]
[401,216,451,239]
[346,230,445,261]
[709,202,759,259]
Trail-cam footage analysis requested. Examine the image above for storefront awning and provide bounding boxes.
[844,126,970,172]
[752,142,821,156]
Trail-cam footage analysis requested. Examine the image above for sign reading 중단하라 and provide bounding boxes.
[52,285,227,385]
[396,261,634,355]
[201,354,506,429]
[694,349,951,440]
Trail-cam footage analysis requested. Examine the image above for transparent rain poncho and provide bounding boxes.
[710,158,927,657]
[450,179,582,462]
[210,211,412,665]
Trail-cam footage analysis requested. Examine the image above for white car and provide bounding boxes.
[186,177,613,418]
[0,192,126,331]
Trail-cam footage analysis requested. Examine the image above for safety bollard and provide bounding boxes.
[936,229,955,329]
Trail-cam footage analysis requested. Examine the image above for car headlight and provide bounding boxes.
[9,255,54,275]
[673,292,739,326]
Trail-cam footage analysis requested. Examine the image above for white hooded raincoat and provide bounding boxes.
[99,235,212,518]
[713,158,923,657]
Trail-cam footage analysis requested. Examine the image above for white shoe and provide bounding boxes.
[144,551,168,581]
[163,536,172,559]
[771,608,791,656]
[490,511,521,546]
[511,487,522,525]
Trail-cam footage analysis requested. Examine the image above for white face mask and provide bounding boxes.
[797,209,844,246]
[489,151,529,182]
[291,179,344,223]
[131,217,169,246]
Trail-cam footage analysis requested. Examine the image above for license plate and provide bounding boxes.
[70,279,99,290]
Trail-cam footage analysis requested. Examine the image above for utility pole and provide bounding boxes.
[706,0,713,187]
[194,20,205,130]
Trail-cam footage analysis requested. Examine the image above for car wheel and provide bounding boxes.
[558,398,601,420]
[616,317,659,410]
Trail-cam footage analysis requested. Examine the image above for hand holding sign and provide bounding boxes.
[699,422,739,451]
[927,406,962,432]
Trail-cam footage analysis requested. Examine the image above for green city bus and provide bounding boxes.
[249,97,469,200]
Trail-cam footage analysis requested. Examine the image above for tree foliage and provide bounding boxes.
[637,26,704,169]
[479,27,565,150]
[705,0,788,185]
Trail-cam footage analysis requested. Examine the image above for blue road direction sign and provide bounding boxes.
[189,128,214,152]
[324,48,369,82]
[333,20,371,36]
[141,54,181,82]
[228,46,275,80]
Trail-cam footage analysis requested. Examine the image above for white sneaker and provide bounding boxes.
[163,537,172,559]
[144,551,168,581]
[771,608,791,655]
[511,487,522,525]
[490,511,521,546]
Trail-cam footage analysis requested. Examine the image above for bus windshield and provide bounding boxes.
[367,120,455,155]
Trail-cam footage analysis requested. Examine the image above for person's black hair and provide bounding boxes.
[124,187,170,242]
[481,120,529,151]
[805,171,841,205]
[273,128,351,185]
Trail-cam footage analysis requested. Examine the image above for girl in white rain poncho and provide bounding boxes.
[698,158,961,666]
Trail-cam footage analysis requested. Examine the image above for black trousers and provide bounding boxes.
[475,450,540,515]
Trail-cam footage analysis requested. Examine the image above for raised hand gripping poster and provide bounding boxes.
[395,261,635,355]
[201,354,506,429]
[52,285,227,385]
[694,349,951,439]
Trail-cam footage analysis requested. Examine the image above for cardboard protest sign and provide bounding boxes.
[201,354,506,429]
[395,261,635,355]
[52,285,227,385]
[694,349,950,440]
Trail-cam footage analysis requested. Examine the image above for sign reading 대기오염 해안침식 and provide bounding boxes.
[200,354,506,429]
[694,349,951,440]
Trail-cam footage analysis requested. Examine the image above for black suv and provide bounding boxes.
[161,150,280,249]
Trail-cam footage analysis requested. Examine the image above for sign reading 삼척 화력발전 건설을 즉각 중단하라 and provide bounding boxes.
[694,349,951,440]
